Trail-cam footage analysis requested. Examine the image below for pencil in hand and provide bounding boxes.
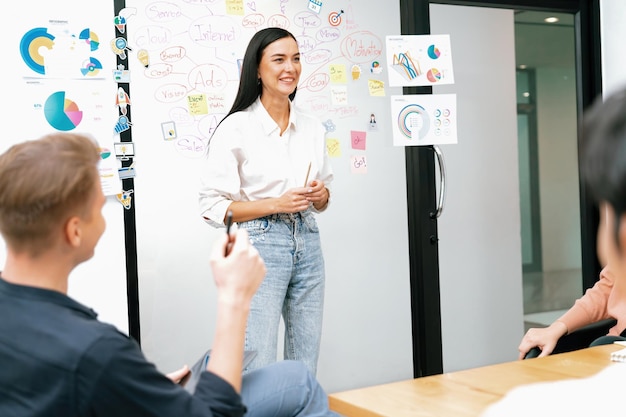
[304,162,312,187]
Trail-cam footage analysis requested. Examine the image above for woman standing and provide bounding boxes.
[199,27,333,376]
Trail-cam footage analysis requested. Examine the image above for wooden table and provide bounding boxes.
[328,344,623,416]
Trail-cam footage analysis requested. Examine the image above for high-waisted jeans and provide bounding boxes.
[238,210,325,376]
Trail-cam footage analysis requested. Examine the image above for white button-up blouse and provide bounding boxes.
[199,98,334,227]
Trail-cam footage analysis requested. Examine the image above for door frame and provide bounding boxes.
[400,0,602,377]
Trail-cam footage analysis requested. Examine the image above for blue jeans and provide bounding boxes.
[241,360,341,417]
[238,211,325,375]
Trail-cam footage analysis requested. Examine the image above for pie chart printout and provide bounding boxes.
[44,91,83,131]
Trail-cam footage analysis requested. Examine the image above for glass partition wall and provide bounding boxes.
[514,11,583,330]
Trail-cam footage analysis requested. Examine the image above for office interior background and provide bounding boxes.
[3,0,626,395]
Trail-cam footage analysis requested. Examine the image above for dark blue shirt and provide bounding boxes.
[0,277,245,417]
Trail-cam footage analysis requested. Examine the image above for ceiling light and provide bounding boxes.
[519,64,527,69]
[544,16,559,23]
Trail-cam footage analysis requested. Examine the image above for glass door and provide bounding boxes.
[514,11,584,330]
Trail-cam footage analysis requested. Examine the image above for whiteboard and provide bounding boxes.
[3,1,128,333]
[125,0,412,392]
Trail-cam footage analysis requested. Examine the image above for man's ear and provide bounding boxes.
[64,216,82,248]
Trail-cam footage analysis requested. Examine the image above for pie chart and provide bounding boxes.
[427,44,441,59]
[427,68,442,83]
[44,91,83,131]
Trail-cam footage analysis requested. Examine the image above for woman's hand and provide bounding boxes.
[275,187,315,213]
[305,180,329,210]
[518,321,568,359]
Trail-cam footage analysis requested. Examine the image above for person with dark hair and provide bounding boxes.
[483,88,626,416]
[518,91,626,359]
[0,132,339,416]
[199,27,333,376]
[483,90,626,417]
[518,90,626,360]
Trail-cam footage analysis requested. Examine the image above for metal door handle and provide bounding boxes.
[432,145,446,218]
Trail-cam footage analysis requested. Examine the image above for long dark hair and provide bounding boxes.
[228,27,298,117]
[206,27,298,151]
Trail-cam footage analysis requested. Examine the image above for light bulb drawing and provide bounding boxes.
[137,49,150,68]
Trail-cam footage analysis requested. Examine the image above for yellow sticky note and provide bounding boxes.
[187,94,209,115]
[368,79,386,97]
[326,138,341,157]
[329,64,347,84]
[226,0,244,15]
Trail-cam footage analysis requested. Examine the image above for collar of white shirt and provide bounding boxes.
[251,97,298,136]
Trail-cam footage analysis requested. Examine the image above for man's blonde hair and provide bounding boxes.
[0,133,101,255]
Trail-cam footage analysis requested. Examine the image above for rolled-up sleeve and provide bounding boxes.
[199,119,243,228]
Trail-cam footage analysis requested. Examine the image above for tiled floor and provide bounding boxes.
[523,268,583,331]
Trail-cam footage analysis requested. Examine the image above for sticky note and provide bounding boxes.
[331,86,348,106]
[368,79,386,97]
[351,155,368,174]
[330,64,347,84]
[187,94,208,115]
[351,130,366,150]
[226,0,244,15]
[326,138,341,157]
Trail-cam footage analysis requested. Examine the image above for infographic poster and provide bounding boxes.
[390,94,458,146]
[14,12,120,195]
[385,34,455,87]
[3,1,129,334]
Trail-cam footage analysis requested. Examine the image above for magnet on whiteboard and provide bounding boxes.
[161,121,178,141]
[116,189,134,210]
[308,0,322,13]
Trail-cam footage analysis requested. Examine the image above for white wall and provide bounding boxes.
[600,0,626,97]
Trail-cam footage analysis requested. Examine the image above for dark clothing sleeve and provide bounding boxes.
[76,333,246,417]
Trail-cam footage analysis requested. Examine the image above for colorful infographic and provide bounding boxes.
[19,27,55,75]
[43,91,83,131]
[19,25,105,79]
[386,34,455,87]
[390,94,458,146]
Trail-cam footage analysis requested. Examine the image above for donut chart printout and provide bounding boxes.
[390,94,458,146]
[385,34,455,87]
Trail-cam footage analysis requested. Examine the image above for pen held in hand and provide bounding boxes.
[304,162,312,187]
[225,210,233,256]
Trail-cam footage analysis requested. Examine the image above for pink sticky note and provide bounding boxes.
[351,130,366,150]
